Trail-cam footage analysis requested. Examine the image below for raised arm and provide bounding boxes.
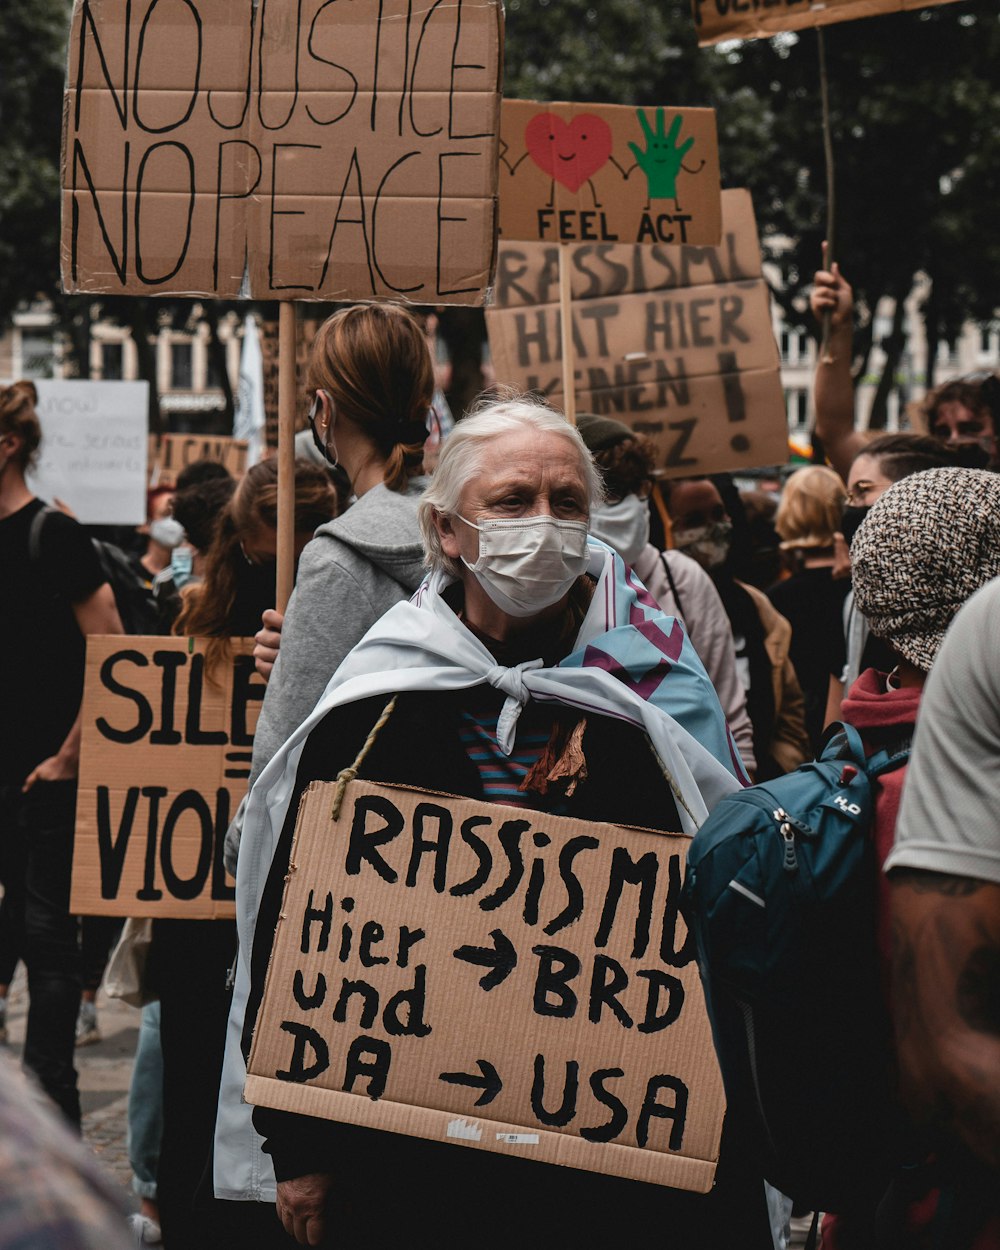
[810,255,866,482]
[890,870,1000,1170]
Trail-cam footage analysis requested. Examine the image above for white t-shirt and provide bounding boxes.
[888,577,1000,885]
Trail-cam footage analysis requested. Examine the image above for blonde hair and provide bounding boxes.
[0,381,42,470]
[775,465,845,550]
[308,303,434,492]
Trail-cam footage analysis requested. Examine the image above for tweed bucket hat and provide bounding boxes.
[851,467,1000,671]
[576,413,635,454]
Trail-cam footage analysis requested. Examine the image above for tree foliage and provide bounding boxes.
[2,0,997,425]
[0,1,67,321]
[503,0,1000,418]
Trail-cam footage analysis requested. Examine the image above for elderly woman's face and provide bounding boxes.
[437,428,589,567]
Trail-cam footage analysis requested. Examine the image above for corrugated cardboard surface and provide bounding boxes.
[149,434,247,487]
[693,0,963,45]
[499,100,722,248]
[246,779,726,1191]
[61,0,502,302]
[486,188,788,476]
[72,635,263,919]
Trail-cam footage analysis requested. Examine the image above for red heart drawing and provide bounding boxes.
[524,112,614,194]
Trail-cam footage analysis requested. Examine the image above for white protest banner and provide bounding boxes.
[24,380,148,525]
[486,189,788,476]
[692,0,966,46]
[246,780,726,1191]
[61,0,503,304]
[72,635,265,920]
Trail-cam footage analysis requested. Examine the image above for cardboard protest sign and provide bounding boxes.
[245,780,726,1191]
[150,433,248,488]
[500,100,722,248]
[692,0,964,45]
[486,188,788,476]
[20,380,148,525]
[61,0,502,303]
[72,636,266,919]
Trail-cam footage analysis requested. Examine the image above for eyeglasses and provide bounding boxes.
[604,478,653,507]
[844,482,876,506]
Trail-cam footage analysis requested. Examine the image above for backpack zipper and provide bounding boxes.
[771,807,816,873]
[773,807,798,873]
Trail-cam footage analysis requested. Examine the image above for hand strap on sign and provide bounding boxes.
[331,696,399,821]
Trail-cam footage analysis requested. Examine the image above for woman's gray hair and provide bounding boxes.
[418,392,604,576]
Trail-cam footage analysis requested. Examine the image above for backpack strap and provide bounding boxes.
[658,551,686,620]
[866,734,912,779]
[28,504,60,564]
[819,720,869,770]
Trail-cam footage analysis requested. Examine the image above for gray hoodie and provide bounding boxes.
[249,476,428,782]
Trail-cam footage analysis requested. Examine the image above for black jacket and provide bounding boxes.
[245,689,770,1249]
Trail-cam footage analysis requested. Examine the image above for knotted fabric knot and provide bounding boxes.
[485,659,544,754]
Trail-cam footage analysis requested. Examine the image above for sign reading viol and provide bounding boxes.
[72,636,266,920]
[245,780,726,1191]
[61,0,503,302]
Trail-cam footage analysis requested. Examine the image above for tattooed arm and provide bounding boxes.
[890,868,1000,1171]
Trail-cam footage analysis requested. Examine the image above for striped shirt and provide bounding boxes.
[459,704,552,807]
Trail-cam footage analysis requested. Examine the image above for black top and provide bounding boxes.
[0,498,105,784]
[244,690,771,1250]
[767,566,849,751]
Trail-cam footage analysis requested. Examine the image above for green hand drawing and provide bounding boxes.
[629,108,695,203]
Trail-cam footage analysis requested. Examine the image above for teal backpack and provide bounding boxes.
[683,723,911,1212]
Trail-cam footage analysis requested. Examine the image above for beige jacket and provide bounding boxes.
[739,581,810,775]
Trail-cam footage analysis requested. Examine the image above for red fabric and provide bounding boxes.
[840,668,922,970]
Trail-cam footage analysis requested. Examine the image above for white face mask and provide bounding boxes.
[457,513,590,618]
[589,494,650,567]
[150,516,185,549]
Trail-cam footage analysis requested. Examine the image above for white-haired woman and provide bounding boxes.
[218,397,769,1248]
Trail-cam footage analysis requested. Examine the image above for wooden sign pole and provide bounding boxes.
[276,300,297,613]
[558,242,577,426]
[818,27,838,364]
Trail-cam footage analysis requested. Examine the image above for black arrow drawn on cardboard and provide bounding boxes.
[453,928,517,991]
[439,1060,503,1108]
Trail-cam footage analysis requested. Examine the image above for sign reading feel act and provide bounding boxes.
[499,100,722,248]
[61,0,502,302]
[246,780,726,1191]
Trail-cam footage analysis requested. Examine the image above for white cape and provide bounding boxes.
[214,541,741,1200]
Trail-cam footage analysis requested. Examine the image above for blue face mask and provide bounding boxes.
[170,545,194,588]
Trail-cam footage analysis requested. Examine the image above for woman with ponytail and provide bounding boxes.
[240,302,434,814]
[153,457,336,1250]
